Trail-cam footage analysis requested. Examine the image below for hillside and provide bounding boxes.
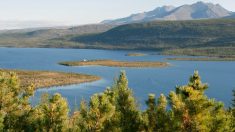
[70,19,235,50]
[0,24,116,48]
[102,1,232,25]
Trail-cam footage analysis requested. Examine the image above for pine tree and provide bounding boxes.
[113,71,141,132]
[41,93,69,132]
[0,71,35,131]
[27,93,49,131]
[70,99,88,132]
[168,71,231,132]
[144,94,157,131]
[155,94,169,131]
[74,93,116,132]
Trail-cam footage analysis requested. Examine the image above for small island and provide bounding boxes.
[59,59,169,68]
[0,69,100,89]
[125,53,147,57]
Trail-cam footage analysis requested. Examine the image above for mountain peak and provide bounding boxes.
[101,1,232,25]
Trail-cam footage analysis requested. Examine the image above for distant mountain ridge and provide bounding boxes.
[101,1,233,25]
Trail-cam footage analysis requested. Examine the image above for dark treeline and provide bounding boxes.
[0,71,235,132]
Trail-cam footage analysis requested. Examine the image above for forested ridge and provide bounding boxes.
[70,19,235,50]
[0,70,234,131]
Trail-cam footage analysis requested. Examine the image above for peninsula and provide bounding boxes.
[0,69,100,89]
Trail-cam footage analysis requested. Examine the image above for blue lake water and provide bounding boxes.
[0,48,234,110]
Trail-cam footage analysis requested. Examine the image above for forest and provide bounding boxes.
[0,70,234,131]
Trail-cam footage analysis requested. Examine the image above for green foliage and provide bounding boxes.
[74,93,115,132]
[168,71,232,131]
[41,93,69,132]
[113,71,142,131]
[144,93,169,131]
[0,70,234,131]
[0,71,35,131]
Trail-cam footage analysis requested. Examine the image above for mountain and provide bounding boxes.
[101,1,232,25]
[72,19,235,50]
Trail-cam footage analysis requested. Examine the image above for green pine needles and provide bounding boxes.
[0,70,234,131]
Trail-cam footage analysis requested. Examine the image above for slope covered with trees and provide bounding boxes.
[71,19,235,50]
[0,70,234,131]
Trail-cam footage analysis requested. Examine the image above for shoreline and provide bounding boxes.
[0,69,101,89]
[166,57,235,61]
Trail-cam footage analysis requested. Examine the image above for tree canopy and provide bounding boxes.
[0,70,234,131]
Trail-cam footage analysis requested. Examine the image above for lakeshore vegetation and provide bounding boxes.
[59,60,169,68]
[0,70,235,131]
[0,69,100,89]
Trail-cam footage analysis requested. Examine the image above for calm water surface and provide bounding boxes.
[0,48,234,110]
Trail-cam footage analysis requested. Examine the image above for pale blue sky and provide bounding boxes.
[0,0,234,25]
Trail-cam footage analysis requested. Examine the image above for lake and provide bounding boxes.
[0,47,234,110]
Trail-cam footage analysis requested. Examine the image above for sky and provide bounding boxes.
[0,0,234,27]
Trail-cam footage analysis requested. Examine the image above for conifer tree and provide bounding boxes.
[113,71,141,132]
[0,70,234,131]
[168,71,231,132]
[70,99,88,131]
[155,94,169,131]
[144,94,157,131]
[26,93,49,131]
[75,93,116,132]
[41,93,69,132]
[0,71,35,131]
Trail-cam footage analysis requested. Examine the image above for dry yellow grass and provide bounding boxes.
[0,69,100,89]
[125,53,147,56]
[59,60,169,68]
